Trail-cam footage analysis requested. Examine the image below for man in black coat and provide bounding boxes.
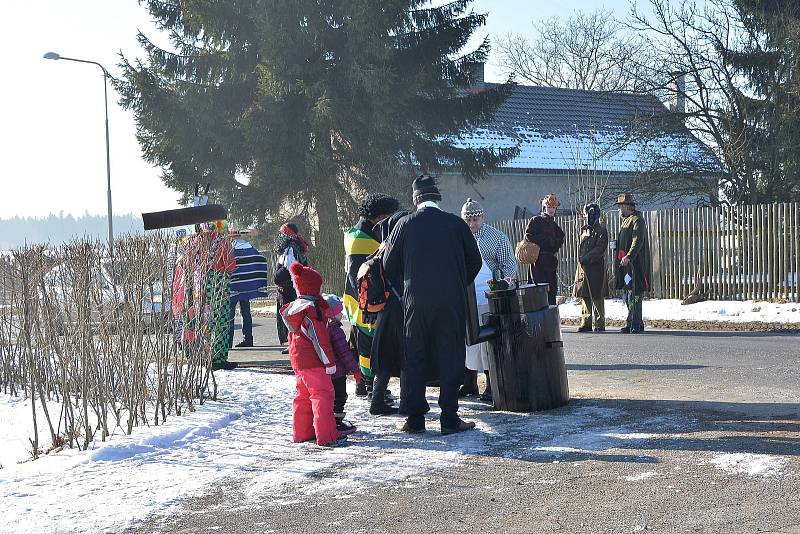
[384,175,483,434]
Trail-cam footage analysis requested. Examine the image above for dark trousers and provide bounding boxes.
[228,300,253,348]
[276,302,288,344]
[625,291,644,331]
[371,372,389,404]
[532,266,558,305]
[332,375,348,420]
[401,304,464,429]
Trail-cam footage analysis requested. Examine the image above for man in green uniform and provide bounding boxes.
[613,193,652,334]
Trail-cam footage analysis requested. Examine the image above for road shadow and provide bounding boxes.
[345,396,800,466]
[567,363,707,371]
[635,330,795,338]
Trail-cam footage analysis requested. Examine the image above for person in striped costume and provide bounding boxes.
[343,193,399,399]
[228,239,269,348]
[460,198,518,402]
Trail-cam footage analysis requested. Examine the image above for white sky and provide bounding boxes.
[0,0,635,219]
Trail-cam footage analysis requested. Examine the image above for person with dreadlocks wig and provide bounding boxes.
[343,193,400,402]
[274,223,309,352]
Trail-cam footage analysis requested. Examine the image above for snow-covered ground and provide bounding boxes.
[559,298,800,324]
[0,369,793,534]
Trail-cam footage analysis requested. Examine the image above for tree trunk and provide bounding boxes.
[313,176,344,290]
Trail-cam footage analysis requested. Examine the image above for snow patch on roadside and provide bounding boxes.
[709,453,788,477]
[559,298,800,324]
[605,432,657,440]
[623,471,659,481]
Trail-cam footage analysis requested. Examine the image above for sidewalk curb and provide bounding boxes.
[560,317,800,333]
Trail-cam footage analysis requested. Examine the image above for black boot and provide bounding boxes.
[459,368,479,396]
[370,373,399,415]
[355,376,368,397]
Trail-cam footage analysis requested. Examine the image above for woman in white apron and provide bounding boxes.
[465,260,494,402]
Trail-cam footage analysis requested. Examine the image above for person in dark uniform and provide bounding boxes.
[369,210,410,415]
[525,194,565,305]
[573,203,609,332]
[384,175,482,435]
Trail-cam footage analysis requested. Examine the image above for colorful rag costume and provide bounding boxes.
[170,223,235,365]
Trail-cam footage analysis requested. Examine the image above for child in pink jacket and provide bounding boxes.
[280,263,343,446]
[324,294,362,434]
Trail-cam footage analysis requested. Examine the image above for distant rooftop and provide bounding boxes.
[452,84,718,173]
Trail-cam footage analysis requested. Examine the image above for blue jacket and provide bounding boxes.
[231,240,269,302]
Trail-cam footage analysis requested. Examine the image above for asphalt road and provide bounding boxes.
[129,319,800,534]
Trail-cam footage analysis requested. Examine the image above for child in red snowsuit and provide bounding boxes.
[280,263,342,446]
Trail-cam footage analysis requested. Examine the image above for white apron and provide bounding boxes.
[465,261,493,372]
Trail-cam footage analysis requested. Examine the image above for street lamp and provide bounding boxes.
[43,51,114,250]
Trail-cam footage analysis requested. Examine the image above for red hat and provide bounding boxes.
[290,262,323,296]
[541,194,561,208]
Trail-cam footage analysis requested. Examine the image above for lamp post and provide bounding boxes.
[43,52,114,250]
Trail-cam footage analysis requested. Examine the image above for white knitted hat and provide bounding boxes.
[460,198,484,218]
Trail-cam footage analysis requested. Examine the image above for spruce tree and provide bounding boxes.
[726,0,800,202]
[117,0,516,245]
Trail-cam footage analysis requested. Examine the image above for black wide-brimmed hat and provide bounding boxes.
[614,193,636,206]
[412,174,442,203]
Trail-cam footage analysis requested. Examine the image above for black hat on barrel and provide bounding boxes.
[412,174,442,204]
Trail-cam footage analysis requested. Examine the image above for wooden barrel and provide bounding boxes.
[485,285,569,412]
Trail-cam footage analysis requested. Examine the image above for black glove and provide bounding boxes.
[362,311,378,325]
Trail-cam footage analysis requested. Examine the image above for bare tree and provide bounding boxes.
[626,0,756,205]
[562,129,614,212]
[497,9,654,91]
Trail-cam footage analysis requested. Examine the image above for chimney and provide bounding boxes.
[668,73,686,114]
[467,61,486,93]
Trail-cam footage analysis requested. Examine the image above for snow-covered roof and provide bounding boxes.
[453,85,718,173]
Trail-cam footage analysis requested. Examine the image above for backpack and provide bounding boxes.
[355,253,392,325]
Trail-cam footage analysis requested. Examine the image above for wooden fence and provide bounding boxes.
[492,201,800,303]
[249,201,799,306]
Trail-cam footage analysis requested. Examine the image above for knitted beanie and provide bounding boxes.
[323,294,344,317]
[290,262,323,297]
[461,198,484,218]
[412,175,442,203]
